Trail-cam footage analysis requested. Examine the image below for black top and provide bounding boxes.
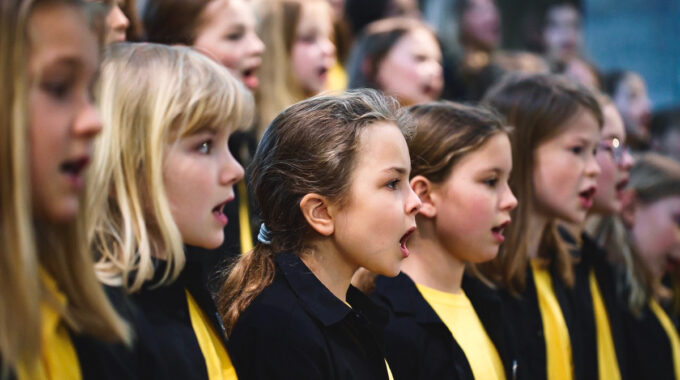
[576,233,630,380]
[129,254,230,380]
[228,252,391,380]
[497,254,598,380]
[372,272,520,380]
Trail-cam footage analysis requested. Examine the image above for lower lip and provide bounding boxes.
[243,75,259,90]
[213,210,228,226]
[580,196,593,208]
[400,243,409,258]
[492,230,505,243]
[64,173,84,191]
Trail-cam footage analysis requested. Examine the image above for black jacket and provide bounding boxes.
[576,233,630,380]
[228,252,391,380]
[129,254,230,380]
[372,272,520,380]
[622,298,678,379]
[498,255,598,380]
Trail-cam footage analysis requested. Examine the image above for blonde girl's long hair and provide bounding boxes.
[0,0,129,372]
[252,0,332,139]
[480,74,603,294]
[88,43,253,293]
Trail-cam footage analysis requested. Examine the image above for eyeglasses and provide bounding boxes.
[597,138,631,164]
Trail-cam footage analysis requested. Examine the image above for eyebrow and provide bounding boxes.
[382,166,407,175]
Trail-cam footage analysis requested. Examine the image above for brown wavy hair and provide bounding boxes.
[479,73,603,294]
[218,89,413,333]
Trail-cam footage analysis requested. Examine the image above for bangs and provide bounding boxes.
[172,49,254,139]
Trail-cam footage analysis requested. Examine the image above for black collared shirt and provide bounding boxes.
[129,254,229,380]
[372,272,520,380]
[228,252,390,380]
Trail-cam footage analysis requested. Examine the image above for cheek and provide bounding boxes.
[595,159,616,191]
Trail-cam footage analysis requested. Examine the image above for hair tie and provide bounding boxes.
[257,223,272,245]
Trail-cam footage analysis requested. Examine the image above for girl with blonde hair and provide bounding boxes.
[0,0,130,377]
[252,0,336,138]
[88,42,251,379]
[617,153,680,379]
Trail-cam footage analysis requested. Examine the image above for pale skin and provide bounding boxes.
[401,133,516,293]
[298,122,421,301]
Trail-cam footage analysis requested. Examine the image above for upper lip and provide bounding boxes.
[491,219,510,233]
[59,155,90,175]
[212,196,234,212]
[242,59,262,76]
[579,185,597,198]
[400,226,416,246]
[616,177,629,191]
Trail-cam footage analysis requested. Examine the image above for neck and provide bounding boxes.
[527,212,548,259]
[300,239,356,302]
[401,220,465,294]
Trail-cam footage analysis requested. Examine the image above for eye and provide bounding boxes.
[570,146,584,155]
[386,179,400,190]
[483,177,499,187]
[197,140,212,154]
[225,31,245,41]
[42,81,71,100]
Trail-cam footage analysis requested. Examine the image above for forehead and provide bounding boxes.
[558,109,600,138]
[297,1,331,31]
[601,104,625,138]
[547,5,579,23]
[391,28,440,56]
[203,0,255,26]
[452,133,512,174]
[355,121,409,165]
[28,4,99,73]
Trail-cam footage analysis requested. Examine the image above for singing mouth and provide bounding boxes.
[60,156,90,176]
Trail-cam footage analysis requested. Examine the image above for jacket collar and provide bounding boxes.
[375,272,442,325]
[275,252,387,328]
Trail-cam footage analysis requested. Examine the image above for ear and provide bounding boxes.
[410,175,436,218]
[300,193,334,236]
[619,189,637,228]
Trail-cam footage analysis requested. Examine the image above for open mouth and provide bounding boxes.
[241,66,260,90]
[491,220,510,243]
[60,157,89,176]
[318,66,329,78]
[616,178,629,192]
[212,200,229,225]
[578,186,597,208]
[399,226,416,258]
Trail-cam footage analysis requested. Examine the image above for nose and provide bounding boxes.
[73,98,103,139]
[109,5,129,31]
[320,37,336,60]
[405,185,422,216]
[248,32,265,56]
[619,147,635,170]
[220,148,245,186]
[585,150,601,178]
[500,183,518,212]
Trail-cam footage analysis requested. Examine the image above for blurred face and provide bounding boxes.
[461,0,500,51]
[613,73,652,143]
[376,28,443,106]
[592,104,635,214]
[429,134,517,263]
[291,1,336,96]
[564,59,599,90]
[28,4,103,223]
[333,122,421,277]
[533,109,601,223]
[543,4,582,63]
[164,126,244,249]
[105,0,129,43]
[194,0,265,91]
[632,196,680,279]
